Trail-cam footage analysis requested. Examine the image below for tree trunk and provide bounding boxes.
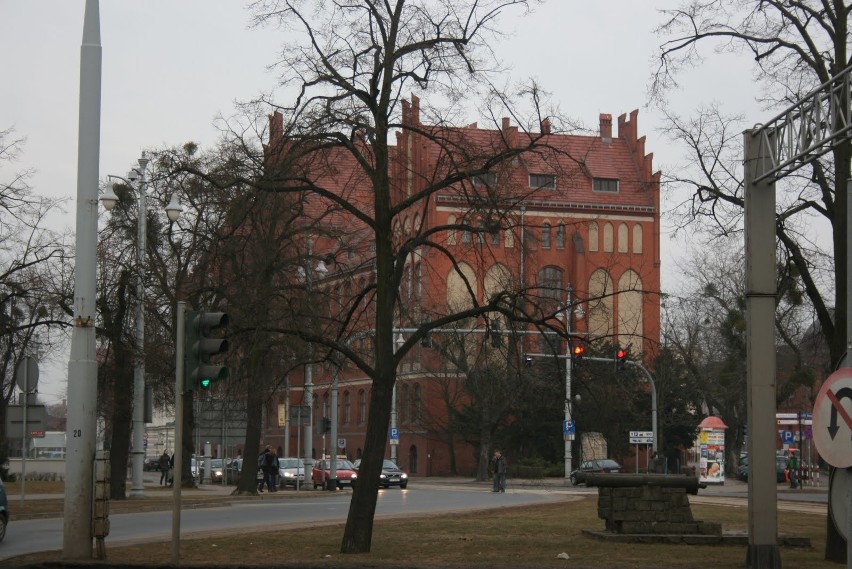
[109,364,133,499]
[236,354,265,495]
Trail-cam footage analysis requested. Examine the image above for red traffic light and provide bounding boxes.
[572,345,585,357]
[616,348,627,360]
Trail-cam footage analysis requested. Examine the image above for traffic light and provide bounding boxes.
[524,354,533,367]
[319,417,331,434]
[184,310,229,390]
[420,319,432,347]
[615,346,628,371]
[488,319,502,348]
[571,343,585,367]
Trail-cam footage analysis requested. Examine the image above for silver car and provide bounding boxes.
[278,457,307,488]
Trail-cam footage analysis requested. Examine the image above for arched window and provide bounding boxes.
[358,390,367,424]
[589,222,599,252]
[632,224,643,254]
[618,270,644,353]
[603,223,614,253]
[415,263,422,300]
[618,223,628,253]
[588,269,614,338]
[537,266,564,300]
[542,222,552,249]
[343,391,351,424]
[323,392,330,420]
[447,215,457,245]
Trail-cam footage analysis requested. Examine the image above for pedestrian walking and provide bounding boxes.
[787,450,799,489]
[158,450,171,486]
[490,449,507,493]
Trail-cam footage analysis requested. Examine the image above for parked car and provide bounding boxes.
[352,458,409,489]
[311,458,358,489]
[0,476,7,543]
[735,454,789,483]
[569,459,626,486]
[278,457,307,488]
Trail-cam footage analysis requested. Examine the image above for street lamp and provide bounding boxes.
[564,284,584,484]
[101,152,182,497]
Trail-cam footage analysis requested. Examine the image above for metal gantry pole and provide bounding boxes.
[564,285,574,484]
[64,0,101,559]
[744,128,781,568]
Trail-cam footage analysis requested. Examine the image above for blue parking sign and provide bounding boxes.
[390,427,399,440]
[781,430,794,444]
[563,420,575,435]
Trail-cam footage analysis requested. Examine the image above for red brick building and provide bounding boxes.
[262,97,661,477]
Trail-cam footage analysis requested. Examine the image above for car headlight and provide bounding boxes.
[401,473,408,479]
[283,472,294,478]
[379,474,387,479]
[351,473,357,479]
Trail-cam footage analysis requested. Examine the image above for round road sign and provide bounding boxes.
[830,468,852,540]
[813,368,852,467]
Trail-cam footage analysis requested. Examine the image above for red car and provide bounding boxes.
[311,458,358,489]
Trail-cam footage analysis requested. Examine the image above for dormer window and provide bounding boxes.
[593,178,619,193]
[529,174,556,190]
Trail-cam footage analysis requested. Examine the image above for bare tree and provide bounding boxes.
[0,127,72,479]
[242,0,582,554]
[653,0,849,373]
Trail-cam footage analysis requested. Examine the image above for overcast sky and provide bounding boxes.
[1,1,765,402]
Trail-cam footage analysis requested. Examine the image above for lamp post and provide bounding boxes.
[100,153,181,497]
[564,284,583,484]
[391,332,403,463]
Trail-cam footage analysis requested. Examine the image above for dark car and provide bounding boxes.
[569,459,626,486]
[0,476,8,543]
[353,458,409,489]
[311,458,358,489]
[144,456,161,471]
[735,454,789,482]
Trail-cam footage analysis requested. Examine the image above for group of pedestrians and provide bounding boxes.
[258,445,280,492]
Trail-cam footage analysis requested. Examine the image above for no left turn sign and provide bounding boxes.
[813,368,852,467]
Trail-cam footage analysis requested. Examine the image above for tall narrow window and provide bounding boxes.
[603,223,614,252]
[343,391,351,424]
[542,223,552,249]
[415,262,422,300]
[556,223,565,249]
[618,223,628,253]
[358,390,367,424]
[413,383,422,423]
[632,224,643,254]
[447,215,457,245]
[589,222,599,252]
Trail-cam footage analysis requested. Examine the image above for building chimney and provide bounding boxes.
[541,118,551,135]
[600,114,612,143]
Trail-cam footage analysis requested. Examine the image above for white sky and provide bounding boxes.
[0,1,766,402]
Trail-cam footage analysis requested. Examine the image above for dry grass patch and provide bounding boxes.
[4,496,835,569]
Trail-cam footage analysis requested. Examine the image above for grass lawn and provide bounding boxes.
[1,483,836,569]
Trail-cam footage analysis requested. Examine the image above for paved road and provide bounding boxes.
[0,482,563,561]
[0,475,828,561]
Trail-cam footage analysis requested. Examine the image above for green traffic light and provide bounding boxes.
[200,378,211,388]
